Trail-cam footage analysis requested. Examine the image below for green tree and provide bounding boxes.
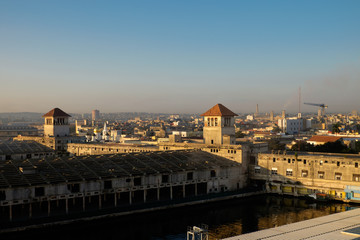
[272,125,281,133]
[235,131,245,138]
[332,122,341,134]
[268,139,285,151]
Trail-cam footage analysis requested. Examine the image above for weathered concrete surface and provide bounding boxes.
[223,207,360,240]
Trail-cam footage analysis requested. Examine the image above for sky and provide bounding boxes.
[1,0,360,114]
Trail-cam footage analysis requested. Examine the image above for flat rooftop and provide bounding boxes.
[223,207,360,240]
[264,151,360,159]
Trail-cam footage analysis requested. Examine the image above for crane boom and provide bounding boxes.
[304,102,328,117]
[304,102,328,108]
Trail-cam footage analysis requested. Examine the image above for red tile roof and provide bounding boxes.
[42,108,71,118]
[200,104,238,117]
[308,135,342,143]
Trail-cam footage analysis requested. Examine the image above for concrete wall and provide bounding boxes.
[0,165,242,204]
[251,152,360,200]
[67,143,158,156]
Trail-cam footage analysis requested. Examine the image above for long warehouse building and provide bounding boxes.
[0,149,243,223]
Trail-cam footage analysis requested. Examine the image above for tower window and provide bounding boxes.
[224,117,231,127]
[214,118,218,126]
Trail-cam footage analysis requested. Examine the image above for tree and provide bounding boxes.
[235,131,245,138]
[272,125,282,133]
[332,122,341,134]
[268,139,285,151]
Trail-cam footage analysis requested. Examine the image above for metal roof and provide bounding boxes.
[0,141,54,155]
[0,150,240,188]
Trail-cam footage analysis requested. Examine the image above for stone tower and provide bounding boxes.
[42,108,71,137]
[201,103,238,145]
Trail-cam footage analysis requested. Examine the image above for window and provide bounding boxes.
[210,170,216,178]
[337,161,340,167]
[288,159,291,163]
[301,170,308,177]
[211,118,214,127]
[356,163,359,168]
[273,158,276,162]
[303,160,306,164]
[254,167,261,174]
[224,117,231,127]
[318,171,325,179]
[353,174,360,182]
[271,168,277,175]
[187,172,193,180]
[134,177,142,186]
[162,175,169,183]
[67,183,80,193]
[35,187,45,197]
[335,173,342,180]
[0,191,5,201]
[104,180,112,189]
[286,169,293,176]
[214,118,218,126]
[207,118,210,127]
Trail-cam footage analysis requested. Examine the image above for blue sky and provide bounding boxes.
[1,0,359,114]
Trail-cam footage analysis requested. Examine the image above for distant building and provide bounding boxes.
[92,109,100,121]
[246,115,254,121]
[278,117,304,135]
[201,104,237,145]
[307,135,343,146]
[270,111,274,121]
[0,125,38,139]
[15,108,85,152]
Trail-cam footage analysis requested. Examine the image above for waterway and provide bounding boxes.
[1,194,358,240]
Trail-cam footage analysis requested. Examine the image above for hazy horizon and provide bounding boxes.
[1,1,359,114]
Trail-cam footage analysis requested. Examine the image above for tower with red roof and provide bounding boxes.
[200,104,238,145]
[42,108,71,137]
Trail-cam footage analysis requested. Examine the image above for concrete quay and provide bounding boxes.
[223,207,360,240]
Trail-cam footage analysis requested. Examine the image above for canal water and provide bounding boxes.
[1,194,357,240]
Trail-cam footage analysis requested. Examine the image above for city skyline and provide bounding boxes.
[1,0,360,114]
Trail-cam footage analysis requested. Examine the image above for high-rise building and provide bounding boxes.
[270,111,274,121]
[281,110,286,119]
[92,109,100,121]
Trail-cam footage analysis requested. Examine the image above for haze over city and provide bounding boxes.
[1,0,360,114]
